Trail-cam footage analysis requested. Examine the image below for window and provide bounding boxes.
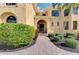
[64,9,69,16]
[73,21,77,30]
[72,7,78,15]
[6,3,16,6]
[52,10,59,16]
[6,16,16,23]
[57,22,59,26]
[64,21,69,30]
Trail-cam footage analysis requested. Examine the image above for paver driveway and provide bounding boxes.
[0,35,78,55]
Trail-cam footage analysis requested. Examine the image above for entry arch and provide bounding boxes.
[37,20,47,33]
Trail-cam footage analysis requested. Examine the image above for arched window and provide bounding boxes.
[6,16,16,23]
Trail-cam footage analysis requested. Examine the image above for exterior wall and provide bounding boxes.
[0,3,26,24]
[0,3,36,27]
[34,7,62,34]
[34,16,51,34]
[60,9,72,34]
[34,16,61,34]
[49,17,60,34]
[34,6,79,35]
[1,3,79,35]
[26,3,36,26]
[70,8,79,34]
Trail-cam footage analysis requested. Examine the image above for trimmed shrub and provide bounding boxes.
[47,33,54,41]
[54,33,60,36]
[66,33,75,37]
[0,23,36,49]
[48,33,64,42]
[53,34,64,42]
[33,30,38,40]
[53,36,61,42]
[65,39,79,49]
[57,34,64,40]
[48,33,54,38]
[67,36,75,39]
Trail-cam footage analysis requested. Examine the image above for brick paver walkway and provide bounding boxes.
[0,35,78,55]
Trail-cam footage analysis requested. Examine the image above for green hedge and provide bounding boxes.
[48,33,54,38]
[0,23,36,49]
[56,34,64,40]
[67,36,75,39]
[66,33,75,38]
[48,33,64,42]
[65,39,79,49]
[53,36,61,42]
[53,35,64,42]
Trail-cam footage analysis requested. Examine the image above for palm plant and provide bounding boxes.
[58,3,71,15]
[52,3,79,16]
[52,3,79,9]
[73,3,79,8]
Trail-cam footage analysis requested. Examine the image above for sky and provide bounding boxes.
[37,3,67,12]
[37,3,52,11]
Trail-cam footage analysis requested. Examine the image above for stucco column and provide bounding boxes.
[69,11,72,33]
[60,9,64,34]
[26,3,35,26]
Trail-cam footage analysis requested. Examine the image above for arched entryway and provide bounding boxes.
[6,16,16,23]
[37,20,47,33]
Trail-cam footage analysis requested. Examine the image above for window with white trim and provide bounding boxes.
[64,21,69,30]
[72,7,78,15]
[73,21,77,30]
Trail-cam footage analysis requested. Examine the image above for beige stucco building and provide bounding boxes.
[0,3,79,35]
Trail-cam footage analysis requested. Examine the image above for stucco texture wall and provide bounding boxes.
[0,4,26,24]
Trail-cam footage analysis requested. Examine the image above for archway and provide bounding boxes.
[6,16,16,23]
[0,12,17,23]
[37,20,47,33]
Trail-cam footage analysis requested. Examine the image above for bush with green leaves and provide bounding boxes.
[48,33,64,42]
[53,36,61,42]
[67,36,75,39]
[57,34,64,40]
[66,33,75,38]
[48,33,54,38]
[52,34,64,42]
[0,23,36,49]
[65,39,79,49]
